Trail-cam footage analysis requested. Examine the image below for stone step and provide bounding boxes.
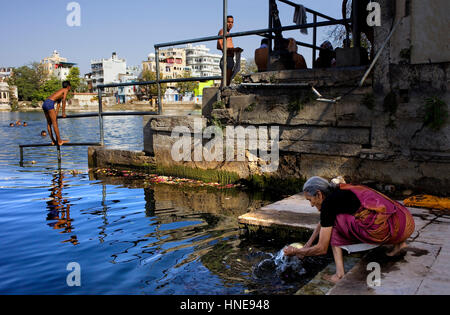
[238,193,319,231]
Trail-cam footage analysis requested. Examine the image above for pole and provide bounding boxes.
[313,14,317,67]
[98,88,104,145]
[57,145,61,165]
[156,47,162,115]
[352,0,361,48]
[267,0,274,71]
[222,0,227,88]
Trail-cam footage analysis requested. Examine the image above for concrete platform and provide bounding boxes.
[239,193,450,295]
[238,193,319,231]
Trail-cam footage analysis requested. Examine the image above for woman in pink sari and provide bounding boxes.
[284,176,415,283]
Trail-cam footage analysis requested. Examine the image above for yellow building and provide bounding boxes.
[142,48,192,87]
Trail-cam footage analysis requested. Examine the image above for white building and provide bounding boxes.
[185,44,222,78]
[40,50,76,80]
[117,66,141,104]
[0,81,18,106]
[0,67,14,82]
[90,52,127,93]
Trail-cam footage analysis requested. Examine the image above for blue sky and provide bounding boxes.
[0,0,343,74]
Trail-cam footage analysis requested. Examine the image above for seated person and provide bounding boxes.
[287,38,307,70]
[255,38,269,72]
[314,41,336,68]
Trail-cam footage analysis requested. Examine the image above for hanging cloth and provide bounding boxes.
[293,5,308,35]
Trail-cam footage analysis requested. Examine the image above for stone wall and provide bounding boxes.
[140,0,449,195]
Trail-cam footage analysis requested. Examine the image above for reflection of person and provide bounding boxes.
[255,38,269,72]
[287,38,307,70]
[42,81,70,146]
[46,171,78,245]
[284,176,415,283]
[217,15,243,86]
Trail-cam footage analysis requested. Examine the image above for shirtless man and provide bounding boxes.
[42,80,70,146]
[217,15,243,86]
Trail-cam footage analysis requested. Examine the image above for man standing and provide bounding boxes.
[217,15,243,86]
[42,80,71,146]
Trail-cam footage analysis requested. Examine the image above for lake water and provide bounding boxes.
[0,110,330,295]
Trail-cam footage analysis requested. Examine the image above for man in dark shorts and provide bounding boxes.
[217,15,243,86]
[42,80,71,146]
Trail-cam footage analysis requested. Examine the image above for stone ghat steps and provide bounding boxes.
[242,66,370,87]
[238,193,319,232]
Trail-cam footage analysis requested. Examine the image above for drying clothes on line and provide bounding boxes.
[293,4,308,35]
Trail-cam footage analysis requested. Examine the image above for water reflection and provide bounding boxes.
[45,169,78,245]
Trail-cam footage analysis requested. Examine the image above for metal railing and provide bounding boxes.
[20,0,350,163]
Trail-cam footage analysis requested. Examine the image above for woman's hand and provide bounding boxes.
[284,246,306,259]
[283,246,298,257]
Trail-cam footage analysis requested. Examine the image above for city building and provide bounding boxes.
[185,44,222,78]
[0,81,18,106]
[116,66,141,104]
[88,52,127,93]
[142,48,191,88]
[40,50,76,80]
[0,67,14,82]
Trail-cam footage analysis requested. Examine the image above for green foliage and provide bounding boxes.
[138,70,167,100]
[244,103,256,112]
[65,67,81,95]
[423,97,448,131]
[210,114,225,130]
[176,70,198,97]
[8,86,19,111]
[212,100,225,109]
[287,92,313,113]
[151,164,240,185]
[7,62,47,101]
[31,76,62,102]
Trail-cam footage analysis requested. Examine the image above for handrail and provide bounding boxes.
[155,19,347,48]
[277,0,337,21]
[97,76,222,89]
[49,1,349,153]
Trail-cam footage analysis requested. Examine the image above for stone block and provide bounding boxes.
[201,87,219,119]
[336,47,370,67]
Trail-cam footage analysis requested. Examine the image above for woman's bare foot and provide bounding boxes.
[386,242,407,257]
[322,273,344,284]
[58,140,69,146]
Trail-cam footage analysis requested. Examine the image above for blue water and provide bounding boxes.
[0,111,328,295]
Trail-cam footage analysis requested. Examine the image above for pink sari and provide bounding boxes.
[330,184,415,247]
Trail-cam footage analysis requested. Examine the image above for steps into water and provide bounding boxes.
[238,193,318,233]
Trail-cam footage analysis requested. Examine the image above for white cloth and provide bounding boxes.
[339,243,380,254]
[293,5,308,35]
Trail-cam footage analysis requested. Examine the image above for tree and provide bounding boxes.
[8,85,19,111]
[65,67,81,93]
[31,76,62,102]
[7,62,48,101]
[176,70,197,99]
[325,0,371,52]
[138,70,167,100]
